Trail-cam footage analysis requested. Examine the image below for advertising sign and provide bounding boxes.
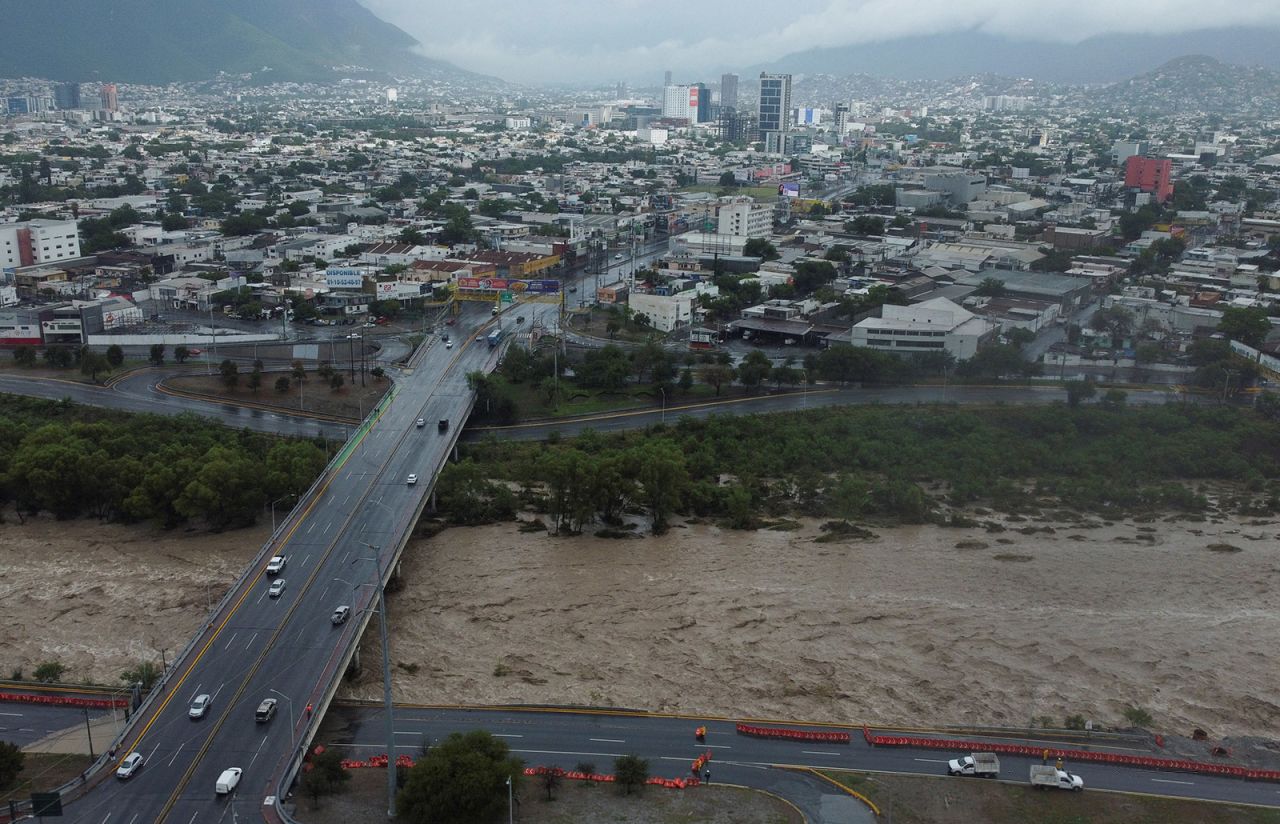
[376,281,396,297]
[457,278,561,294]
[779,182,800,198]
[325,267,363,289]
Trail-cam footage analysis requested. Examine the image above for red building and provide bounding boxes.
[1123,156,1173,203]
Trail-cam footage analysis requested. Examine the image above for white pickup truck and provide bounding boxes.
[947,752,999,778]
[1029,764,1084,791]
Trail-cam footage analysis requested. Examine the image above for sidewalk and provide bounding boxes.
[24,712,126,756]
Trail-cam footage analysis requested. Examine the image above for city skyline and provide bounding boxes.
[362,0,1280,84]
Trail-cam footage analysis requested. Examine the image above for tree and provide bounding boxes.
[291,360,307,382]
[174,345,189,363]
[247,369,263,394]
[300,747,351,808]
[1123,706,1153,728]
[1065,380,1097,408]
[1217,306,1271,348]
[371,366,386,381]
[613,754,649,795]
[12,345,36,367]
[397,730,523,824]
[1089,306,1135,347]
[329,373,345,392]
[744,238,780,260]
[149,344,165,365]
[120,661,161,690]
[34,661,66,682]
[627,442,688,533]
[974,277,1007,297]
[161,212,189,231]
[540,767,563,800]
[219,359,239,390]
[275,376,291,393]
[717,171,737,187]
[105,344,125,368]
[845,215,885,235]
[737,350,772,393]
[80,351,111,383]
[1100,388,1128,409]
[700,363,734,396]
[0,740,24,792]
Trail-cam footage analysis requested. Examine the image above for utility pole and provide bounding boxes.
[83,708,94,759]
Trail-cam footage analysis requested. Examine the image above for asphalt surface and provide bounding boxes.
[61,305,501,824]
[324,705,1280,818]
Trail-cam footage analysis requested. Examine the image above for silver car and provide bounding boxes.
[116,751,144,779]
[189,693,212,719]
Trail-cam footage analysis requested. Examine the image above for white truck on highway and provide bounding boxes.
[947,752,999,778]
[1029,764,1084,791]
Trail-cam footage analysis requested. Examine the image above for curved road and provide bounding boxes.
[324,704,1280,822]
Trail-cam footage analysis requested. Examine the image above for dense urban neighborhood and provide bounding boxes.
[3,4,1280,824]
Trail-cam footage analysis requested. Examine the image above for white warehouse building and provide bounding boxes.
[850,297,996,360]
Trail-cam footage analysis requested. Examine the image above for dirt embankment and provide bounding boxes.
[343,514,1280,740]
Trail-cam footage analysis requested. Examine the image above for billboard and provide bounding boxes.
[325,267,363,289]
[779,182,800,199]
[456,278,561,294]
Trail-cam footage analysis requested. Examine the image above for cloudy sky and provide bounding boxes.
[361,0,1280,84]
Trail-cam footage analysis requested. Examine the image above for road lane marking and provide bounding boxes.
[589,738,625,743]
[702,744,732,749]
[127,815,139,824]
[244,632,258,650]
[514,748,623,758]
[494,733,523,738]
[211,683,226,702]
[188,685,203,702]
[914,758,948,763]
[802,751,841,756]
[147,743,161,763]
[167,744,184,767]
[186,812,198,824]
[248,734,268,768]
[307,520,317,533]
[99,815,111,824]
[0,712,21,717]
[222,632,238,650]
[1151,778,1195,785]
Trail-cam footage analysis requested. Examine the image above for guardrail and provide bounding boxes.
[862,728,1280,782]
[737,723,851,744]
[0,691,126,709]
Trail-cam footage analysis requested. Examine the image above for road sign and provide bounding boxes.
[31,793,62,816]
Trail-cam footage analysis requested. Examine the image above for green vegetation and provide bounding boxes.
[613,755,650,796]
[0,395,330,530]
[445,404,1280,532]
[397,731,522,824]
[299,747,351,808]
[0,741,22,792]
[33,661,66,682]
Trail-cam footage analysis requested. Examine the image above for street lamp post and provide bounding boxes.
[270,493,297,534]
[507,775,514,824]
[269,688,295,749]
[658,386,666,424]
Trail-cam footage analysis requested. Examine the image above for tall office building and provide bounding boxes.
[833,103,850,135]
[758,73,792,154]
[661,83,710,124]
[100,83,118,111]
[54,82,81,110]
[720,73,739,110]
[663,70,673,87]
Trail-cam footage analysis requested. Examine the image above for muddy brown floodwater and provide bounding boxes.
[5,511,1277,741]
[2,518,267,684]
[343,514,1280,740]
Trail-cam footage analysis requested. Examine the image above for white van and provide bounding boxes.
[216,767,242,795]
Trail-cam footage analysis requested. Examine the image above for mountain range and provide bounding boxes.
[0,0,469,83]
[761,27,1280,85]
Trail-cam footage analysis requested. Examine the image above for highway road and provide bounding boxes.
[57,306,501,823]
[324,705,1280,820]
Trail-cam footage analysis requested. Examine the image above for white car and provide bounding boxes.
[189,693,212,719]
[269,579,287,598]
[215,767,242,795]
[116,751,144,779]
[446,340,454,349]
[406,474,418,485]
[614,253,624,260]
[331,605,351,625]
[265,555,286,575]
